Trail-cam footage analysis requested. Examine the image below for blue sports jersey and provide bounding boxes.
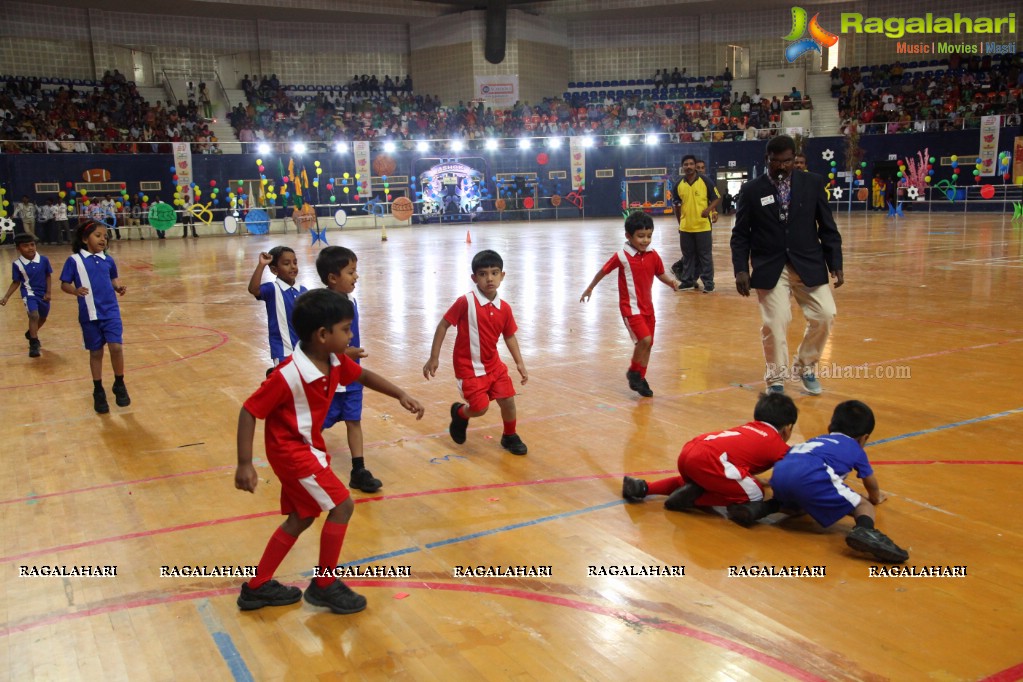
[60,250,121,322]
[335,294,362,393]
[784,433,873,480]
[258,279,307,362]
[12,254,52,299]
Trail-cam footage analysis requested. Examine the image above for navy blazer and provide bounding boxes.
[730,170,842,289]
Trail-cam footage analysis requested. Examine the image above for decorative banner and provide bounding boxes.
[354,141,371,197]
[979,116,1000,176]
[474,75,519,108]
[1014,137,1023,185]
[416,161,485,216]
[391,196,414,221]
[172,142,193,187]
[569,137,586,191]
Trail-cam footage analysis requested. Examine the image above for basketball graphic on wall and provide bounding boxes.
[372,155,397,177]
[391,196,414,221]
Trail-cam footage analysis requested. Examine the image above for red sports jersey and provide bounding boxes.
[443,288,518,380]
[601,243,665,317]
[243,346,363,479]
[682,421,789,476]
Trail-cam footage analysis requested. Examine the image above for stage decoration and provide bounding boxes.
[244,208,271,235]
[391,196,414,221]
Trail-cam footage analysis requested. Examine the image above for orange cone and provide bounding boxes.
[465,229,472,244]
[381,226,388,242]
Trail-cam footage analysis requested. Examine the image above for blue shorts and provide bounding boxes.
[24,297,50,318]
[80,317,123,351]
[770,454,863,528]
[323,387,363,429]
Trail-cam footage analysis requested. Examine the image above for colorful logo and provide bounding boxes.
[783,7,838,62]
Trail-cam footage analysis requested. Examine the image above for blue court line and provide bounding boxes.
[197,599,254,682]
[867,406,1023,447]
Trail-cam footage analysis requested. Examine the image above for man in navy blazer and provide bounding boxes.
[730,135,843,394]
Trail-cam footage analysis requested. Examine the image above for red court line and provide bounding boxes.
[0,580,826,681]
[3,323,229,391]
[980,662,1023,682]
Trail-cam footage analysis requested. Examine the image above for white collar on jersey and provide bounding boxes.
[623,242,645,257]
[291,343,342,382]
[79,249,107,260]
[18,254,42,265]
[756,420,780,433]
[471,285,502,309]
[275,278,300,292]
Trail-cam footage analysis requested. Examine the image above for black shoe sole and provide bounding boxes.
[237,592,302,611]
[500,440,528,456]
[622,477,647,502]
[449,403,468,444]
[845,534,909,564]
[303,587,367,614]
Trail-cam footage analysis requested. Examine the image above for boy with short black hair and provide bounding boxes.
[727,400,909,563]
[235,289,425,614]
[1,233,52,357]
[315,246,380,493]
[580,211,680,397]
[248,246,307,374]
[622,392,797,511]
[423,249,529,455]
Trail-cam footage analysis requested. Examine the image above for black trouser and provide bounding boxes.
[40,219,56,244]
[672,230,714,287]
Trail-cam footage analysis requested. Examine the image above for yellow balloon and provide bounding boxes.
[354,173,360,180]
[256,158,263,165]
[343,187,350,193]
[143,195,149,202]
[343,172,350,179]
[314,160,321,167]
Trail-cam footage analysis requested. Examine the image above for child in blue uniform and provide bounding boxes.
[315,246,380,493]
[248,246,307,374]
[59,220,130,414]
[728,399,909,563]
[1,233,52,357]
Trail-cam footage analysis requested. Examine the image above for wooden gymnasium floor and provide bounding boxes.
[1,210,1021,682]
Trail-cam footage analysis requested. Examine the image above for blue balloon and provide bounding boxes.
[169,166,176,173]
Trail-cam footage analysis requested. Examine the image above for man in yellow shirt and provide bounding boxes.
[672,155,721,292]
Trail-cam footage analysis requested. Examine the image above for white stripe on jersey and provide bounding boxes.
[825,464,862,507]
[278,361,329,469]
[465,292,486,377]
[298,473,338,511]
[719,452,764,502]
[273,281,294,356]
[616,249,640,317]
[13,259,35,298]
[71,254,98,321]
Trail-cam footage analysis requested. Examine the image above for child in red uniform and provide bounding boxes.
[580,210,681,397]
[622,392,797,511]
[423,249,529,455]
[235,289,424,614]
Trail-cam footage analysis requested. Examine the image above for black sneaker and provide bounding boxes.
[727,499,776,527]
[303,579,367,614]
[93,388,109,414]
[449,402,469,444]
[676,281,696,291]
[845,526,909,563]
[350,467,382,493]
[112,383,131,407]
[637,377,653,398]
[664,482,704,511]
[702,283,715,293]
[28,338,40,358]
[500,433,528,455]
[237,579,302,611]
[626,370,643,393]
[622,476,648,502]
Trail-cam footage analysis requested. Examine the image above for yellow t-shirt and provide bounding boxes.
[675,176,715,233]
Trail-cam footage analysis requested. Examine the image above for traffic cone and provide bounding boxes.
[381,226,388,242]
[465,229,472,244]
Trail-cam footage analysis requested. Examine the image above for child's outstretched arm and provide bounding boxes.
[579,269,608,302]
[359,368,425,420]
[656,271,682,291]
[0,280,19,306]
[861,474,887,506]
[235,407,259,493]
[423,319,451,379]
[247,253,273,297]
[504,334,528,384]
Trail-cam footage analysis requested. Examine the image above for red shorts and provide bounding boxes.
[677,442,765,506]
[623,314,656,343]
[278,467,351,518]
[457,364,516,413]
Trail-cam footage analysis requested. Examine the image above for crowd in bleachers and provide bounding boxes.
[0,70,219,153]
[834,53,1023,135]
